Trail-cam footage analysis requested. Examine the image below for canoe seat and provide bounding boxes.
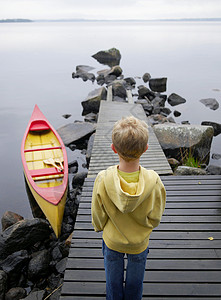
[24,146,62,153]
[30,120,50,131]
[29,167,64,178]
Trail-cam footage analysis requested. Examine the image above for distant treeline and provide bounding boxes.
[0,19,33,23]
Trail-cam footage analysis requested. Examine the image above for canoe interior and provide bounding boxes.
[24,129,64,186]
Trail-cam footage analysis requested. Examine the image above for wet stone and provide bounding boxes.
[5,287,27,300]
[1,211,24,232]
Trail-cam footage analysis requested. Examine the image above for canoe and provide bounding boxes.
[21,104,68,237]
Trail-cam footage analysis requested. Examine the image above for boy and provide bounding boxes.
[91,116,166,300]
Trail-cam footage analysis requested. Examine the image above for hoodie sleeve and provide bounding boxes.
[91,173,108,232]
[148,176,166,229]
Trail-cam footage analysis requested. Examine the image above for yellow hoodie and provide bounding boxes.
[91,165,166,254]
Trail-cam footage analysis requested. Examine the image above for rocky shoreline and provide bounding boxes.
[1,48,221,300]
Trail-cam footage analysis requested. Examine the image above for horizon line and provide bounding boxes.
[1,17,221,23]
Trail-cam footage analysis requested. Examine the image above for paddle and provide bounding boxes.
[43,158,63,172]
[54,157,64,170]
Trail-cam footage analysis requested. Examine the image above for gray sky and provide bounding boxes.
[0,0,221,20]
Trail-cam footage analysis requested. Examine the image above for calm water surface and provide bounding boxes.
[0,21,220,218]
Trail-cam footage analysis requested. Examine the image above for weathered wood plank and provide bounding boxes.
[64,269,221,283]
[66,258,221,270]
[68,248,221,259]
[72,230,221,239]
[71,239,221,249]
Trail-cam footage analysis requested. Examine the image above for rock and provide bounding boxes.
[142,101,153,115]
[174,166,207,175]
[62,114,71,119]
[84,112,98,123]
[153,124,214,164]
[207,165,221,175]
[168,93,186,106]
[0,219,51,259]
[142,73,151,83]
[108,65,122,77]
[111,80,127,99]
[96,74,105,85]
[28,250,50,279]
[92,48,121,67]
[167,158,180,167]
[201,121,221,136]
[181,121,190,125]
[160,107,171,116]
[81,87,107,115]
[55,257,68,274]
[1,211,24,231]
[86,133,95,165]
[0,270,7,300]
[149,78,167,92]
[47,273,62,290]
[174,110,181,117]
[124,77,136,89]
[212,153,221,160]
[147,114,171,125]
[200,98,219,110]
[51,245,63,261]
[72,171,88,188]
[5,287,27,300]
[0,250,29,274]
[152,96,166,108]
[21,290,45,300]
[72,65,95,82]
[104,74,117,85]
[57,122,96,146]
[68,160,78,174]
[167,116,176,123]
[138,85,155,100]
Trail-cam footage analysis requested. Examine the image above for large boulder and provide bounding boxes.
[201,121,221,136]
[174,166,207,176]
[149,78,167,93]
[111,80,127,99]
[92,48,121,67]
[0,219,51,259]
[57,122,96,146]
[28,250,50,279]
[200,98,219,110]
[168,93,186,106]
[153,124,214,164]
[81,87,107,115]
[0,250,29,274]
[1,211,24,231]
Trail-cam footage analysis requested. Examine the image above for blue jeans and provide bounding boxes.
[102,240,149,300]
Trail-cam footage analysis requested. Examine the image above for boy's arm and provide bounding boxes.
[148,176,166,228]
[91,175,108,232]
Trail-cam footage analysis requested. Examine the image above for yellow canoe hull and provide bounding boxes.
[25,172,67,237]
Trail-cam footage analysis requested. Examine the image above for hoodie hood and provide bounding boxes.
[103,165,158,214]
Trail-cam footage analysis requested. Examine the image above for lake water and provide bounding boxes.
[0,21,220,219]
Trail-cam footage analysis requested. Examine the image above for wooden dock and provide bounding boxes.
[88,100,173,177]
[60,98,221,299]
[60,175,221,299]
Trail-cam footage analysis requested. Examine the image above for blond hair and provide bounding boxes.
[112,116,149,161]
